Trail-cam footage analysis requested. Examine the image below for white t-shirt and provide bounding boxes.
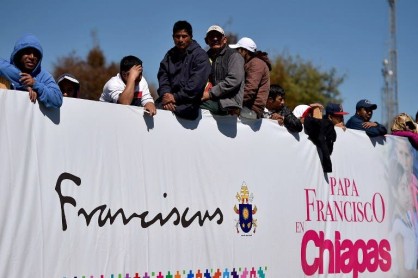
[100,73,153,106]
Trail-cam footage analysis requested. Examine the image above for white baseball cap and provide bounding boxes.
[293,105,311,119]
[229,37,257,53]
[206,25,225,36]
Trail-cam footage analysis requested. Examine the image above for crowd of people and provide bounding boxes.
[0,22,417,156]
[1,22,418,275]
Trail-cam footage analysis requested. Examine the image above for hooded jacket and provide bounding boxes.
[0,34,63,108]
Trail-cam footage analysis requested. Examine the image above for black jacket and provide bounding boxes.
[346,114,387,137]
[304,117,336,173]
[264,106,303,133]
[157,40,211,120]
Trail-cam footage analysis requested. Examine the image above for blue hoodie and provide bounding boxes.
[0,34,63,108]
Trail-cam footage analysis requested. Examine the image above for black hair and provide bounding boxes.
[173,20,193,38]
[269,84,286,99]
[416,110,418,122]
[120,56,142,72]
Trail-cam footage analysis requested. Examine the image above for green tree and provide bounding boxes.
[270,53,344,109]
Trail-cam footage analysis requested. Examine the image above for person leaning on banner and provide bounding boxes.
[100,55,156,116]
[263,84,302,133]
[346,99,387,137]
[0,34,62,108]
[324,103,349,131]
[390,112,418,150]
[57,73,80,98]
[229,37,271,119]
[200,25,245,116]
[156,20,211,120]
[294,103,336,173]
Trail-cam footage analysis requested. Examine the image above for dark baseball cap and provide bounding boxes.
[356,99,377,110]
[325,103,349,116]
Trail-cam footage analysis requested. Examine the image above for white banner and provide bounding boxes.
[0,89,417,277]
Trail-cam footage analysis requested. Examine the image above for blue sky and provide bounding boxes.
[1,0,416,122]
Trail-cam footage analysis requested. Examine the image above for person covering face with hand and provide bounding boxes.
[100,55,156,116]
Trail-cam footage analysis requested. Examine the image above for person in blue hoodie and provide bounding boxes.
[0,34,62,108]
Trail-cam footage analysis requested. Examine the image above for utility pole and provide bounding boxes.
[381,0,399,128]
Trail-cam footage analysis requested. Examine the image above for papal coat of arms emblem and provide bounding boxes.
[234,183,257,234]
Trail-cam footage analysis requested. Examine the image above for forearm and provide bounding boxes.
[32,77,63,108]
[0,60,21,86]
[365,123,387,137]
[141,91,154,106]
[117,82,135,105]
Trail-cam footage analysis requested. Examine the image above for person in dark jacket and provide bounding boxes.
[157,20,211,120]
[304,114,336,173]
[346,99,387,137]
[294,103,336,173]
[0,34,63,108]
[263,84,302,133]
[201,25,245,116]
